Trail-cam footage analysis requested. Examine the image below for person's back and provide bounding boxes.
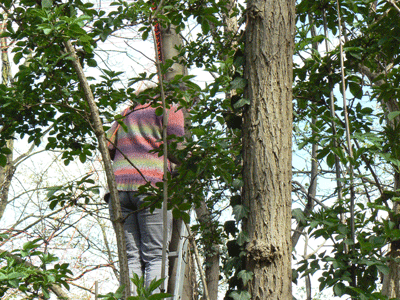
[106,101,185,294]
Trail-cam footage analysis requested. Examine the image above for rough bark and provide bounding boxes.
[242,0,294,298]
[0,139,14,220]
[0,14,14,221]
[63,40,131,298]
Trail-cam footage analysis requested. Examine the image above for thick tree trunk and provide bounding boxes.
[242,0,294,299]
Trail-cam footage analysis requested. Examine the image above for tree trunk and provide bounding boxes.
[0,13,14,221]
[160,24,221,299]
[159,24,196,299]
[242,0,294,298]
[0,139,14,220]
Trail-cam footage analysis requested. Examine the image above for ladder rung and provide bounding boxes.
[169,251,178,258]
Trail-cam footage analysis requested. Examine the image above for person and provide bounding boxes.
[105,96,185,294]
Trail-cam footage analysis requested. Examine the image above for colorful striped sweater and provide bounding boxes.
[107,103,185,191]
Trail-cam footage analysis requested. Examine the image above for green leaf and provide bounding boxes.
[237,270,253,286]
[233,98,250,110]
[87,58,97,67]
[233,205,248,222]
[6,272,24,280]
[376,264,389,275]
[155,107,163,116]
[292,208,306,225]
[79,153,86,163]
[333,282,346,296]
[142,30,149,41]
[178,202,192,211]
[388,111,400,121]
[326,152,336,168]
[229,290,251,300]
[231,77,247,90]
[42,0,52,8]
[42,289,50,299]
[147,293,171,300]
[0,154,6,167]
[22,238,41,251]
[47,186,62,198]
[1,147,12,155]
[181,212,190,224]
[49,200,58,210]
[13,52,23,64]
[43,28,52,35]
[236,230,250,246]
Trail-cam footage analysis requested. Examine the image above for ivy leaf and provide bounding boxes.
[229,290,251,300]
[231,77,247,90]
[233,205,248,222]
[237,270,253,287]
[236,230,250,246]
[233,98,250,110]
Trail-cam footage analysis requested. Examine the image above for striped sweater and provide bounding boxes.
[107,103,185,191]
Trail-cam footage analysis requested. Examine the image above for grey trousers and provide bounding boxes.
[108,191,172,294]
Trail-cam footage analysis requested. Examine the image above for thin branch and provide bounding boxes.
[151,21,170,293]
[387,0,400,14]
[63,39,130,297]
[185,222,211,300]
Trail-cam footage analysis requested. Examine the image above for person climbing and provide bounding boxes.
[105,90,185,295]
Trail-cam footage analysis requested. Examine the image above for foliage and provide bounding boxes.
[99,274,171,300]
[292,0,400,298]
[0,238,72,299]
